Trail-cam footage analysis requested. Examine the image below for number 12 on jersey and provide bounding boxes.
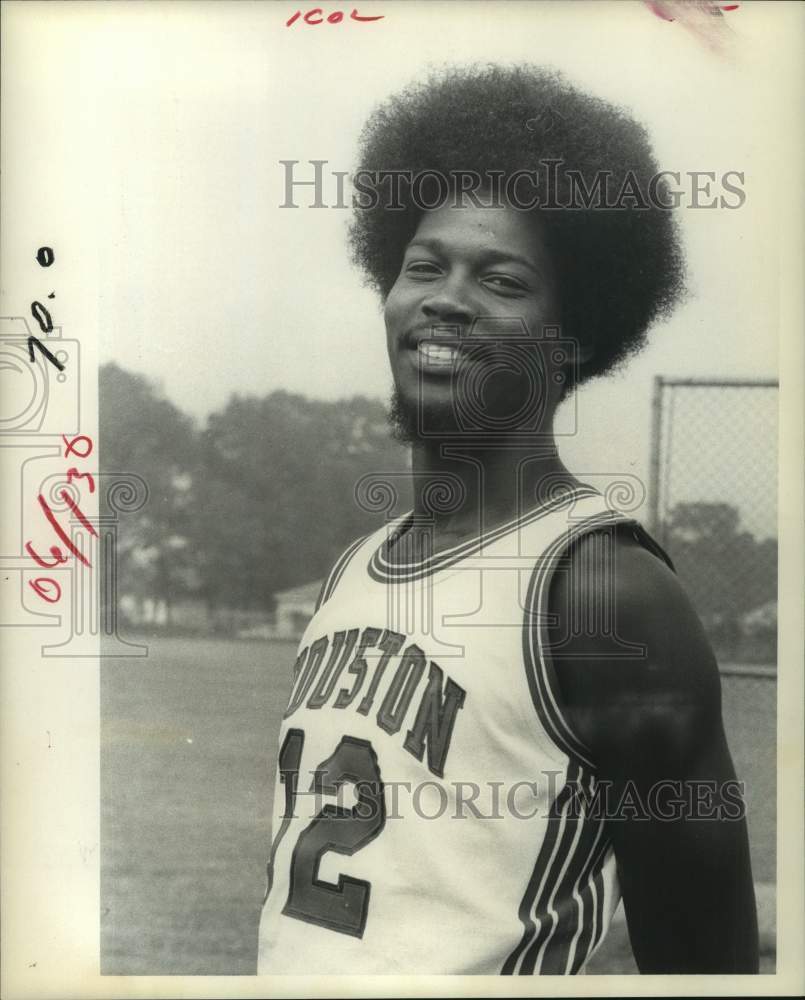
[264,729,387,937]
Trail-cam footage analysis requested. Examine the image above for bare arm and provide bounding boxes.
[546,529,759,973]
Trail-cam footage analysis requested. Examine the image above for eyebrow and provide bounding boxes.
[404,237,543,276]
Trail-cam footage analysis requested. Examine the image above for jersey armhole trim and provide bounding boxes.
[522,512,624,771]
[522,513,678,771]
[315,533,370,611]
[622,520,677,573]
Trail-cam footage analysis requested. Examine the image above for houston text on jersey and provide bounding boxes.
[283,627,466,779]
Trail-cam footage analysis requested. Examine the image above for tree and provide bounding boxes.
[664,501,777,656]
[100,363,199,624]
[101,364,413,629]
[195,390,410,614]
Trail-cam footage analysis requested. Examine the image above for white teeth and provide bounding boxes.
[418,342,458,366]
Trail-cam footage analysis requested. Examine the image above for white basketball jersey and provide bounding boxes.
[257,485,674,975]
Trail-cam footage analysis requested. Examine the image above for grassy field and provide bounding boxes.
[101,635,776,975]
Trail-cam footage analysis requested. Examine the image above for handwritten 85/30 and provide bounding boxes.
[22,246,96,607]
[25,434,97,605]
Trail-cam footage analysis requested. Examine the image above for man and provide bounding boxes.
[258,65,758,975]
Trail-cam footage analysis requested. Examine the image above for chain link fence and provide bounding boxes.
[648,377,778,667]
[647,376,777,889]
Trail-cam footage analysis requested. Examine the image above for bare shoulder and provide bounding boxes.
[545,524,723,764]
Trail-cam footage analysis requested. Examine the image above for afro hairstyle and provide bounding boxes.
[347,64,686,393]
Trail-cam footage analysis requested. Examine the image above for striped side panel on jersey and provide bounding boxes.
[315,534,369,611]
[502,764,612,974]
[569,835,615,973]
[535,774,611,975]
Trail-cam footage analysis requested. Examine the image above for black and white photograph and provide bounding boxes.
[1,1,803,995]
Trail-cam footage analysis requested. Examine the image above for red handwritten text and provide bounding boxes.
[27,433,97,605]
[286,8,384,27]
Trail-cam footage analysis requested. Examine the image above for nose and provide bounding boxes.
[420,273,475,326]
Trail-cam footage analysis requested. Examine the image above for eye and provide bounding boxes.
[482,273,528,294]
[405,260,442,278]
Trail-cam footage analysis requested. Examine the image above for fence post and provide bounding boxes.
[648,375,664,538]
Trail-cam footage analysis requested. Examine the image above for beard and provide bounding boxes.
[388,360,547,445]
[387,384,462,444]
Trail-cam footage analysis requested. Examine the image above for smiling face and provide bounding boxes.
[384,200,568,443]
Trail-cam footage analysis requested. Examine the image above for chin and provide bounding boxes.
[388,386,461,444]
[388,379,549,444]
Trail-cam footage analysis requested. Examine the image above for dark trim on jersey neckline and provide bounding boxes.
[367,485,603,584]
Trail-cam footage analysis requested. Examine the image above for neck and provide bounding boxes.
[408,430,580,536]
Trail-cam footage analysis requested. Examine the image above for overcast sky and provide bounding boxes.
[10,1,785,535]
